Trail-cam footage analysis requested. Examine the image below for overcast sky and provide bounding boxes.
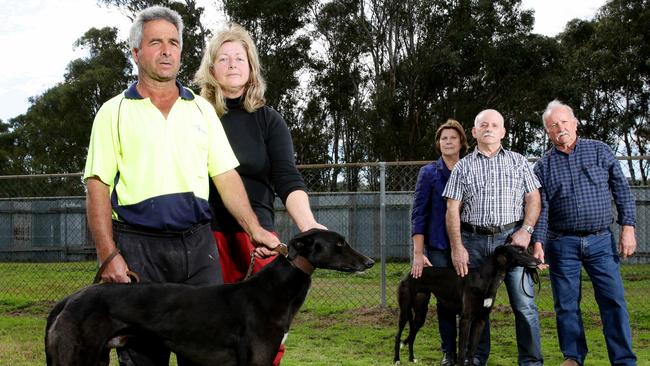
[0,0,606,122]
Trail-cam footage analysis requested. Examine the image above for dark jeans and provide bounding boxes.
[545,229,636,366]
[425,248,457,355]
[112,221,222,366]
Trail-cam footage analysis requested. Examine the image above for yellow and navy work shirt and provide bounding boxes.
[83,82,239,231]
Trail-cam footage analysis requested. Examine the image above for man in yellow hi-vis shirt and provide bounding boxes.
[83,6,280,366]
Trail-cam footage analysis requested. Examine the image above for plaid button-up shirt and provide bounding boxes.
[443,147,541,227]
[532,138,636,244]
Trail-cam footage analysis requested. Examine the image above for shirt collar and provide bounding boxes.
[472,145,504,159]
[124,80,195,100]
[552,137,581,155]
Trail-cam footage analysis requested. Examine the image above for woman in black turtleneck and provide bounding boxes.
[195,24,324,281]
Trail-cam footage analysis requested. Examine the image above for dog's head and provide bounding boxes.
[493,244,541,269]
[287,229,374,272]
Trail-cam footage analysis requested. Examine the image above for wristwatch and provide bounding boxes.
[522,224,535,234]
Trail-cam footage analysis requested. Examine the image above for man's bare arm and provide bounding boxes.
[86,177,130,283]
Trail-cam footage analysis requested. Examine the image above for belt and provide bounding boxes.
[112,220,210,238]
[461,221,522,235]
[555,228,607,237]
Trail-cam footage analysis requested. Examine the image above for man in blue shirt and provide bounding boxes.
[533,100,637,366]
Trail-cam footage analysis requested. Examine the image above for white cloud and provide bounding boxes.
[521,0,605,36]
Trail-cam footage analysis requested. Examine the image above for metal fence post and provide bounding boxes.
[379,162,386,307]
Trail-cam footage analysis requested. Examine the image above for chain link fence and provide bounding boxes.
[1,160,649,319]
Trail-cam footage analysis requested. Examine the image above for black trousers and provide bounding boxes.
[112,221,223,366]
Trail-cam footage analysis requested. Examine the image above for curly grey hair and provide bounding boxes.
[129,6,184,50]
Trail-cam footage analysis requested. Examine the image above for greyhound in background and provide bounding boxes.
[394,244,541,365]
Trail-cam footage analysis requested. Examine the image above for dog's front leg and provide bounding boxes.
[466,315,488,365]
[406,291,430,363]
[457,315,472,366]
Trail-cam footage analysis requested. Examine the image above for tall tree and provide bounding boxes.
[0,119,23,174]
[222,0,317,149]
[594,0,650,184]
[558,0,650,183]
[358,0,550,162]
[310,0,372,188]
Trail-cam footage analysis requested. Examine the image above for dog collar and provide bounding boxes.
[289,255,315,275]
[274,243,289,256]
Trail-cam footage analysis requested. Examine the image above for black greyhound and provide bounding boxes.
[45,228,374,366]
[393,244,540,365]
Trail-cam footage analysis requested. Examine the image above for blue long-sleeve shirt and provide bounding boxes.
[411,159,451,250]
[533,138,636,244]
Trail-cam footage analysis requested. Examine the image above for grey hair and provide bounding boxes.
[542,100,574,126]
[129,6,184,50]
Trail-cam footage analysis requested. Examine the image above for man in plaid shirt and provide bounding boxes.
[444,109,544,366]
[533,100,637,366]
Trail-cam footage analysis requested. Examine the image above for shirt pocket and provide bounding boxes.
[464,173,485,196]
[584,164,608,187]
[177,121,209,179]
[505,168,524,192]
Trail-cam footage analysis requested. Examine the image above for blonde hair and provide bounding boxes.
[194,23,266,117]
[435,119,469,155]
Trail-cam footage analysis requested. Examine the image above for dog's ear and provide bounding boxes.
[287,229,320,259]
[496,252,508,267]
[494,245,509,266]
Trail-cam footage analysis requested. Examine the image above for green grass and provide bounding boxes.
[2,262,650,365]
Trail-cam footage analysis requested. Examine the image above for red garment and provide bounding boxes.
[213,231,285,365]
[213,231,276,283]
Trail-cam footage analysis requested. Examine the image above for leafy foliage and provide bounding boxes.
[3,0,650,181]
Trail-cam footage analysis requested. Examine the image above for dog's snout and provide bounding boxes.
[364,257,375,268]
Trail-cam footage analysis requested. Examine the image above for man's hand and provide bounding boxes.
[410,253,432,278]
[619,225,637,259]
[250,227,282,258]
[532,242,548,270]
[99,251,132,283]
[305,223,328,231]
[510,228,532,249]
[451,245,469,277]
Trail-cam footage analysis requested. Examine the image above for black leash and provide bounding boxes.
[521,266,541,298]
[504,237,540,298]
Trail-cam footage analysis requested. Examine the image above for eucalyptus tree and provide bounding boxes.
[557,0,650,183]
[357,0,559,160]
[222,0,317,134]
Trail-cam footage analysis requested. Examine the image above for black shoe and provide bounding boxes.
[440,352,456,366]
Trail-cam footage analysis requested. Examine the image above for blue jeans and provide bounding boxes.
[425,248,457,354]
[545,229,636,366]
[462,227,543,366]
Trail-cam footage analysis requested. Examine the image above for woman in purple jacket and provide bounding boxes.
[410,119,468,366]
